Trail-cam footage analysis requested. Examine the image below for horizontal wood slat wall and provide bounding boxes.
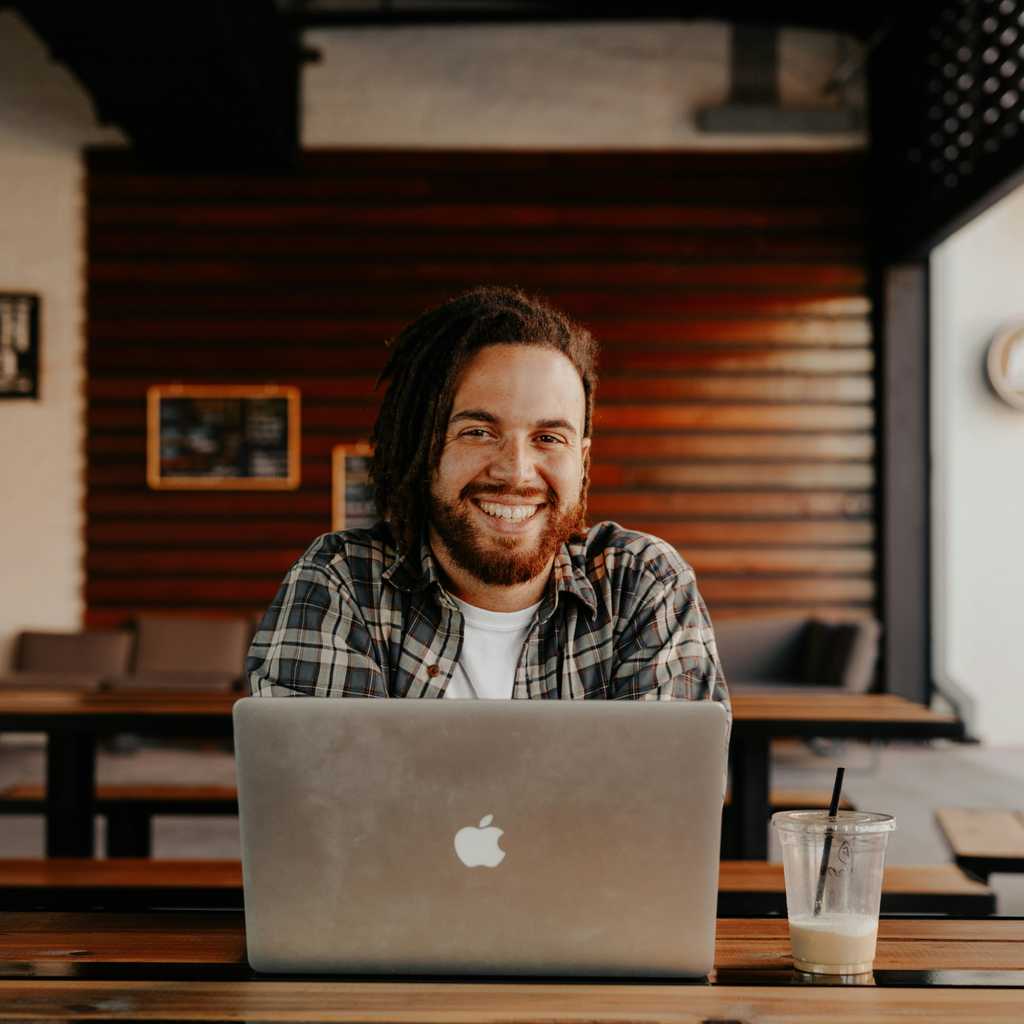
[85,148,874,629]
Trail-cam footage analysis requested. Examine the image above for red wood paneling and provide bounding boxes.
[85,149,873,626]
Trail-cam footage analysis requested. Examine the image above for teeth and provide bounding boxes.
[477,501,539,522]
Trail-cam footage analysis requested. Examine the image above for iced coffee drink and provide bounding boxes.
[788,913,878,974]
[772,810,895,975]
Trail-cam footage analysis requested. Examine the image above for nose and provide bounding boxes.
[487,435,540,488]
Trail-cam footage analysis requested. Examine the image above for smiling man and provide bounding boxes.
[247,286,728,710]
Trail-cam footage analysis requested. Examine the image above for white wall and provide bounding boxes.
[303,23,864,148]
[931,186,1024,744]
[0,13,124,668]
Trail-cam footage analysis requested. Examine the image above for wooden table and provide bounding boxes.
[936,807,1024,880]
[0,690,962,859]
[0,690,237,857]
[0,914,1021,1021]
[726,690,962,857]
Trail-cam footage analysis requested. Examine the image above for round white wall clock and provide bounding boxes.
[987,325,1024,410]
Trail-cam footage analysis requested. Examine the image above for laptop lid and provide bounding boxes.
[233,697,728,977]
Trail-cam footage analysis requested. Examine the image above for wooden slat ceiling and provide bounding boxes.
[85,148,873,628]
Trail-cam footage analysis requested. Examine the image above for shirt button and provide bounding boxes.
[427,664,440,677]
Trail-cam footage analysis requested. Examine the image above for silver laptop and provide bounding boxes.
[233,697,728,977]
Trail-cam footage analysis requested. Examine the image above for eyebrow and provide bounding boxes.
[448,409,579,436]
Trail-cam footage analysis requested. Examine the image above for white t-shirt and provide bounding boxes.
[445,595,542,699]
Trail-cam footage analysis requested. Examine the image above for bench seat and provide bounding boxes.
[0,783,853,860]
[0,859,993,915]
[0,783,238,813]
[936,807,1024,881]
[0,858,242,910]
[717,860,994,916]
[0,783,851,859]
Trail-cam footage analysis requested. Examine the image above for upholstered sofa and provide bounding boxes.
[0,615,252,693]
[102,614,251,692]
[713,615,881,693]
[3,613,878,696]
[3,629,134,691]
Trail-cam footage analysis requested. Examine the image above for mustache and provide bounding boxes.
[461,485,551,503]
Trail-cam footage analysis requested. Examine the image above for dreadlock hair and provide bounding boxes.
[370,286,599,556]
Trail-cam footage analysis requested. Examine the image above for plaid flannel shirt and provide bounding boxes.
[247,520,729,720]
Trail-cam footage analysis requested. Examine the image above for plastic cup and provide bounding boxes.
[772,810,896,975]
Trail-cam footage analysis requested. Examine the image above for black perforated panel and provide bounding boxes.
[870,0,1024,255]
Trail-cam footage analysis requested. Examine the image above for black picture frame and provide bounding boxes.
[0,293,40,400]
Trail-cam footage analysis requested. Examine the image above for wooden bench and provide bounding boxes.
[0,784,852,860]
[717,860,994,916]
[0,784,238,858]
[0,858,243,910]
[936,807,1024,881]
[0,858,993,915]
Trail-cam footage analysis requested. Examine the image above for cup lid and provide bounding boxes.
[771,810,896,835]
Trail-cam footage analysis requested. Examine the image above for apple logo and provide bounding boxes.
[453,814,506,868]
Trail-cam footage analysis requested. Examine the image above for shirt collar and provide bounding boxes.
[381,525,442,593]
[542,533,598,620]
[382,524,598,618]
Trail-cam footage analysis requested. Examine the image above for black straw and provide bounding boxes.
[813,766,845,917]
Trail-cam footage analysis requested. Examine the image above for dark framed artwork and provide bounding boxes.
[0,293,40,399]
[147,385,301,490]
[332,443,376,531]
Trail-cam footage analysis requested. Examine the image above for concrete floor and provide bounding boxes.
[2,734,1023,914]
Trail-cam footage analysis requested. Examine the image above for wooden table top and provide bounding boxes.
[2,979,1023,1022]
[1,915,1022,1022]
[0,689,241,716]
[0,689,959,727]
[730,691,958,725]
[2,913,1022,972]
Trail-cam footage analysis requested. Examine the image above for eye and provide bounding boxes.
[460,427,493,438]
[536,434,565,445]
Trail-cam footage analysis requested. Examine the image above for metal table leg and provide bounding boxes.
[728,734,771,860]
[46,730,96,857]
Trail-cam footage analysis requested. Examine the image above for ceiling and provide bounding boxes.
[9,0,893,168]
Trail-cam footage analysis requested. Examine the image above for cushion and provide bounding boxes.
[132,615,251,675]
[801,618,881,692]
[16,630,133,675]
[713,616,808,683]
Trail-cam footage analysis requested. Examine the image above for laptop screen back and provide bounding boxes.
[234,698,728,976]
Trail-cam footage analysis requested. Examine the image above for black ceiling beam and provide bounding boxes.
[286,1,889,39]
[12,1,300,170]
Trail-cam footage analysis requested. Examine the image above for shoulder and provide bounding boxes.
[579,520,694,589]
[293,521,397,588]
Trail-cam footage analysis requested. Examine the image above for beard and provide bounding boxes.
[428,483,586,587]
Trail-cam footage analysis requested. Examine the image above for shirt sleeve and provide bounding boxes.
[609,570,731,727]
[246,558,388,697]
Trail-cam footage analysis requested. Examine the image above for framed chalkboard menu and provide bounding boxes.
[332,443,376,531]
[147,385,301,490]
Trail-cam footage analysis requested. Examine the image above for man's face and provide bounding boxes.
[428,343,592,588]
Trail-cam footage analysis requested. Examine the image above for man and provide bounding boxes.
[247,286,728,712]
